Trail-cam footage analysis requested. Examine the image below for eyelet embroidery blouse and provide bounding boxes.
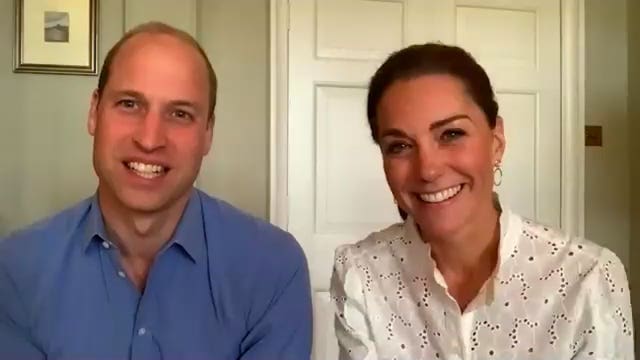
[330,209,633,360]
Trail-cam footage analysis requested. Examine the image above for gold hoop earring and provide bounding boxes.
[494,163,503,187]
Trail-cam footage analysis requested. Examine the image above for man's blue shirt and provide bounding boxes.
[0,189,312,359]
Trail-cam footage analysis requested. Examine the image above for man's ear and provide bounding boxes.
[203,116,214,156]
[88,90,99,136]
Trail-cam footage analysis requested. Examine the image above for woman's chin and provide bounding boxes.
[413,216,464,241]
[410,199,470,240]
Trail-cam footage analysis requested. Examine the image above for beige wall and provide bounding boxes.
[628,0,640,350]
[196,0,270,218]
[584,0,630,267]
[0,0,122,234]
[630,0,640,278]
[0,0,270,236]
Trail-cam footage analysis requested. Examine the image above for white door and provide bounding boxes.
[287,1,561,358]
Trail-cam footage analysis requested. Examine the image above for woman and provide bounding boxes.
[330,43,633,359]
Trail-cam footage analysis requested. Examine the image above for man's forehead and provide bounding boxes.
[106,34,208,85]
[112,32,206,70]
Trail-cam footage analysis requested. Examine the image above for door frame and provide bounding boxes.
[269,0,586,237]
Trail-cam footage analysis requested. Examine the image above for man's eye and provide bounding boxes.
[172,110,193,121]
[117,99,137,109]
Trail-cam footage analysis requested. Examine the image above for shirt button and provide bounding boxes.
[138,327,147,336]
[102,241,110,249]
[117,271,126,278]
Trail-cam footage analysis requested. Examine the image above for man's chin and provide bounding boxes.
[119,197,168,214]
[117,187,194,215]
[97,178,194,215]
[110,188,173,214]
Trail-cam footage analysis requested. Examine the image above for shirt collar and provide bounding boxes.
[401,206,521,288]
[497,207,520,270]
[83,195,109,251]
[169,190,206,264]
[82,189,206,264]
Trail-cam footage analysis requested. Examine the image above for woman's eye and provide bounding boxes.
[385,142,411,155]
[441,129,466,142]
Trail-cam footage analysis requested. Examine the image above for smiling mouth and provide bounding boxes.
[418,184,463,204]
[124,161,168,179]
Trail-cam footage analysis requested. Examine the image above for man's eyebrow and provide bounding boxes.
[109,89,145,98]
[168,100,199,109]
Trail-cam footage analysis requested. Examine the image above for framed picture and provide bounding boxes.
[14,0,98,75]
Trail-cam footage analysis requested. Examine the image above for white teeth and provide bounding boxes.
[419,185,462,203]
[126,162,166,178]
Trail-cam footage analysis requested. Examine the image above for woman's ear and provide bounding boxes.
[492,116,506,163]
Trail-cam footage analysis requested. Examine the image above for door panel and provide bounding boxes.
[316,0,406,60]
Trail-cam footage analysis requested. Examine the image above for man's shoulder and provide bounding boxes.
[0,198,92,270]
[197,190,305,262]
[197,190,309,315]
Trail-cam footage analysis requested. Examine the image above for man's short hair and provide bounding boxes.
[96,22,217,123]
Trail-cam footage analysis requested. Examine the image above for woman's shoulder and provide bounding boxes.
[509,211,626,278]
[333,221,407,270]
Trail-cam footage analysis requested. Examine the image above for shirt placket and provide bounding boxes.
[100,239,161,359]
[442,305,467,360]
[433,276,465,360]
[130,290,158,360]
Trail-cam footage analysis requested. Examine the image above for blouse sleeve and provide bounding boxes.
[330,245,378,360]
[574,248,634,359]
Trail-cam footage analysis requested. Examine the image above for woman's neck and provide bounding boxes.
[420,201,501,311]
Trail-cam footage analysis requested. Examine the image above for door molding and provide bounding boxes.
[560,0,586,237]
[269,0,586,237]
[269,0,290,229]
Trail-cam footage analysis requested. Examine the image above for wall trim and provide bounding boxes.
[269,0,289,228]
[561,0,586,237]
[269,0,586,236]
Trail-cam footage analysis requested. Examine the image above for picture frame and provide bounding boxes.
[14,0,98,75]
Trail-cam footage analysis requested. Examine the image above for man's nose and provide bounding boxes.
[132,111,167,152]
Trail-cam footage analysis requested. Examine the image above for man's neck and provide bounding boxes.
[97,188,190,262]
[97,187,191,291]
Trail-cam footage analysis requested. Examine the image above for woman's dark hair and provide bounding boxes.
[397,206,408,221]
[366,43,498,142]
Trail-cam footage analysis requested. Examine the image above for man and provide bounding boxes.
[0,22,312,359]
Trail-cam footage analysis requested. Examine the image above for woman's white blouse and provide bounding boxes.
[330,209,633,359]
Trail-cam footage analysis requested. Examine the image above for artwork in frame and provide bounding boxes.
[14,0,98,75]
